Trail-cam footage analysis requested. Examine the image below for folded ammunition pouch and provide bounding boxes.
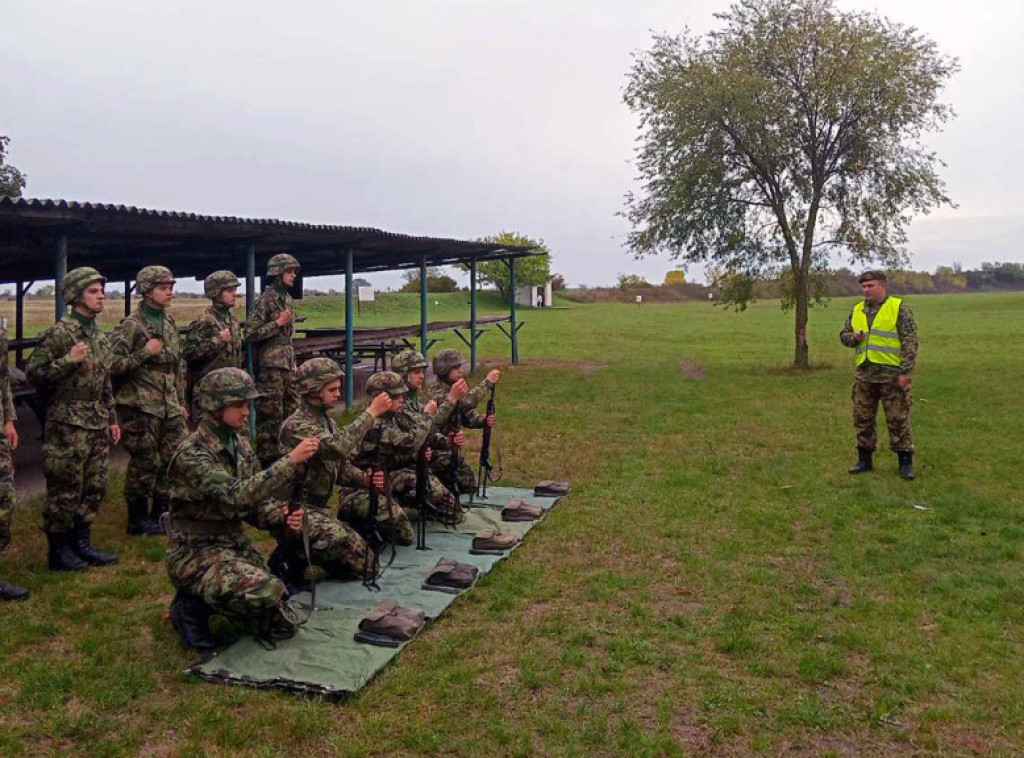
[356,599,425,642]
[533,480,570,497]
[424,557,479,592]
[471,529,519,553]
[167,517,244,539]
[501,498,544,522]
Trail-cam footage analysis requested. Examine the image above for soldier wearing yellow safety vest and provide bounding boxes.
[839,270,919,480]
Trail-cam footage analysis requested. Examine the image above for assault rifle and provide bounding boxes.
[473,384,502,504]
[448,408,463,513]
[415,445,431,551]
[362,422,395,591]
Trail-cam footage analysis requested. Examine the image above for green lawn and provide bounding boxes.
[1,292,1022,756]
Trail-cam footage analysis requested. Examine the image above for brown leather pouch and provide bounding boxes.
[357,599,426,641]
[533,480,570,497]
[501,497,544,522]
[424,557,479,593]
[472,529,519,554]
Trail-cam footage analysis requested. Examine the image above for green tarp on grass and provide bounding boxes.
[187,486,563,696]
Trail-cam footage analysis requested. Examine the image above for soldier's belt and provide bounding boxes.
[53,390,103,402]
[145,362,178,375]
[167,517,244,538]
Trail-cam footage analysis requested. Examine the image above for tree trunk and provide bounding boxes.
[793,269,810,369]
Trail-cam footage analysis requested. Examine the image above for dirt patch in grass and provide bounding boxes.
[679,359,706,379]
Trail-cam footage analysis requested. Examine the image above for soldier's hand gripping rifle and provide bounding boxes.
[363,422,395,591]
[281,463,317,621]
[473,383,502,504]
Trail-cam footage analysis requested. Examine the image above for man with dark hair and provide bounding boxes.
[840,270,919,480]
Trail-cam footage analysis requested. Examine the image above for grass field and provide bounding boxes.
[1,292,1022,756]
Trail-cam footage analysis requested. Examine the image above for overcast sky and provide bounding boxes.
[2,0,1021,291]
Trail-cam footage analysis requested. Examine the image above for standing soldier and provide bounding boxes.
[273,358,393,587]
[165,368,319,650]
[183,270,244,419]
[244,254,300,467]
[840,270,919,480]
[26,267,120,571]
[111,265,188,535]
[425,349,500,494]
[1,315,29,598]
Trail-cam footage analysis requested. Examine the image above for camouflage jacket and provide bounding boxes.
[839,297,918,382]
[25,311,116,430]
[244,283,295,371]
[182,305,244,382]
[425,377,493,434]
[167,421,294,540]
[110,305,186,418]
[339,414,431,490]
[0,320,16,427]
[397,388,456,450]
[279,402,374,509]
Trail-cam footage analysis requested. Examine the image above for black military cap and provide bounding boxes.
[858,269,887,283]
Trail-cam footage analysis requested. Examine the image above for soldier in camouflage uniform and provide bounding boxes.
[337,371,461,545]
[26,267,120,571]
[111,265,188,535]
[182,270,244,419]
[425,349,501,494]
[273,358,394,586]
[840,270,919,480]
[244,253,300,466]
[165,367,320,650]
[1,316,29,599]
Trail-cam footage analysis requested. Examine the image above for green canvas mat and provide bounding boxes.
[187,486,562,696]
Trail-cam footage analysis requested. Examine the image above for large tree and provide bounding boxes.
[471,232,551,302]
[623,0,957,367]
[0,135,27,198]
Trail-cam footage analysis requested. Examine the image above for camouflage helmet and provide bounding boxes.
[295,357,343,396]
[391,349,429,376]
[432,349,464,381]
[204,270,240,300]
[364,371,408,398]
[196,368,260,415]
[61,267,106,305]
[267,253,301,277]
[136,265,176,296]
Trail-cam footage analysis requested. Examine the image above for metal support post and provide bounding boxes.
[245,243,257,439]
[508,256,519,364]
[55,235,68,320]
[124,279,132,318]
[345,249,355,409]
[469,257,478,372]
[14,282,25,366]
[419,253,428,356]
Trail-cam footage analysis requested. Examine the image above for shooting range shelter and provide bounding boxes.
[0,198,536,407]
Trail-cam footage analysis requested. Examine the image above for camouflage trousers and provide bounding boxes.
[431,450,478,495]
[338,485,415,547]
[255,368,298,465]
[390,468,465,525]
[118,406,188,502]
[284,508,367,579]
[166,533,285,628]
[0,437,13,553]
[42,422,109,534]
[853,378,913,452]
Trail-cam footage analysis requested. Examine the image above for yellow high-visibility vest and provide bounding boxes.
[851,296,902,367]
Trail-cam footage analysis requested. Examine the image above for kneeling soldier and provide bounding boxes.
[26,267,120,571]
[164,368,319,650]
[425,349,500,495]
[1,317,29,598]
[274,358,394,586]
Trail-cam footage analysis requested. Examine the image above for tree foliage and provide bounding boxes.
[623,0,957,366]
[0,135,27,199]
[399,267,460,293]
[470,232,551,301]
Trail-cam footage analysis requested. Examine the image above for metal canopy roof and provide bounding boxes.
[0,197,535,284]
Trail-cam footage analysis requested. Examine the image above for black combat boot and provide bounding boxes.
[126,497,163,536]
[897,451,915,481]
[169,590,217,651]
[0,561,29,600]
[848,447,874,474]
[148,494,169,534]
[71,519,119,566]
[46,531,88,571]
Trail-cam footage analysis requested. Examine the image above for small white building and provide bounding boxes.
[515,281,553,308]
